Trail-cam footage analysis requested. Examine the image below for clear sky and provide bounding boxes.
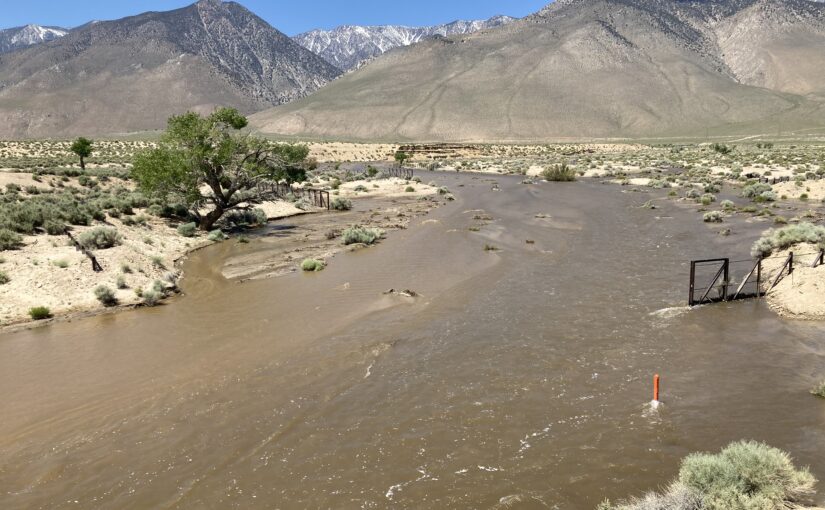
[3,0,551,35]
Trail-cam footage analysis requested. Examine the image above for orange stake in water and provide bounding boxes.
[653,374,660,402]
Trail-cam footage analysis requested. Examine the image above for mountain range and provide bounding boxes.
[252,0,825,141]
[2,0,825,141]
[0,0,340,138]
[0,25,67,54]
[293,16,515,71]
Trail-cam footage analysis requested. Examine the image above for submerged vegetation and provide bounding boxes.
[301,258,325,272]
[600,441,816,510]
[542,163,577,182]
[341,225,385,246]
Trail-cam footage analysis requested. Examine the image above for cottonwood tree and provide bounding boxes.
[70,137,94,170]
[131,108,309,230]
[394,150,410,167]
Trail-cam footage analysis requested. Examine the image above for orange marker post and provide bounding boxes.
[653,374,660,402]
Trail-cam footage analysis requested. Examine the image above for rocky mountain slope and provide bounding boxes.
[253,0,825,141]
[0,0,341,138]
[0,25,67,54]
[294,16,515,71]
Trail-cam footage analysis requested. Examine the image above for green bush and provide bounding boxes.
[0,270,9,285]
[602,441,816,510]
[331,197,353,211]
[78,227,121,250]
[751,222,825,258]
[207,229,227,241]
[94,285,118,307]
[679,441,815,509]
[703,211,723,223]
[341,225,385,245]
[116,275,127,289]
[0,229,23,251]
[222,208,267,227]
[29,306,52,320]
[405,186,415,192]
[742,183,772,200]
[142,289,161,307]
[177,222,197,237]
[720,200,735,211]
[542,164,576,182]
[301,258,325,272]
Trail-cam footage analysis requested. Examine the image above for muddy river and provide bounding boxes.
[2,174,824,509]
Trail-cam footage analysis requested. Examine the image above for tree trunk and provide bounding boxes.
[199,207,224,231]
[80,156,85,170]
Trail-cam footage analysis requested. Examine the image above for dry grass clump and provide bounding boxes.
[751,222,825,258]
[601,441,816,510]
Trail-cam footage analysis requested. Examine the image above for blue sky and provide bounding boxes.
[3,0,551,35]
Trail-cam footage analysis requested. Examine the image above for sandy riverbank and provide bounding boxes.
[0,200,306,331]
[0,176,442,331]
[762,244,825,320]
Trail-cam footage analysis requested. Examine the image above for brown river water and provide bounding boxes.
[2,174,825,509]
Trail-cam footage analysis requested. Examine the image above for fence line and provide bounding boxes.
[65,230,103,272]
[257,182,331,210]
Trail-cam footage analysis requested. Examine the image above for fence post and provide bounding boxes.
[757,259,762,298]
[722,258,730,301]
[689,261,696,306]
[789,252,794,274]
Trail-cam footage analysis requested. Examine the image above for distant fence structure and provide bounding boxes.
[65,230,103,272]
[384,166,414,180]
[689,249,825,306]
[257,182,330,210]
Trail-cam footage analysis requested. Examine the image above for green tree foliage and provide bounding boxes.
[70,137,94,170]
[131,108,309,231]
[394,150,410,167]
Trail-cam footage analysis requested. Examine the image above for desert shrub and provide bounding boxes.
[44,219,66,235]
[341,225,385,245]
[700,193,716,205]
[757,190,777,202]
[720,200,735,211]
[294,198,310,211]
[711,143,733,155]
[742,183,772,200]
[301,258,325,272]
[221,208,267,227]
[142,289,161,307]
[811,381,825,398]
[602,441,815,510]
[78,227,121,250]
[679,441,815,509]
[94,285,118,307]
[116,275,127,289]
[353,184,368,192]
[29,306,52,320]
[542,164,576,182]
[331,197,353,211]
[177,222,197,237]
[598,483,702,510]
[207,229,227,241]
[703,211,723,223]
[751,222,825,258]
[0,270,8,284]
[0,229,23,251]
[405,186,415,192]
[438,187,450,195]
[684,188,702,199]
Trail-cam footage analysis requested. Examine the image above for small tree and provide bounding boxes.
[131,108,309,231]
[70,137,93,170]
[394,150,410,168]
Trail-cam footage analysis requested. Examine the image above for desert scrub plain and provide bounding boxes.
[0,140,440,328]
